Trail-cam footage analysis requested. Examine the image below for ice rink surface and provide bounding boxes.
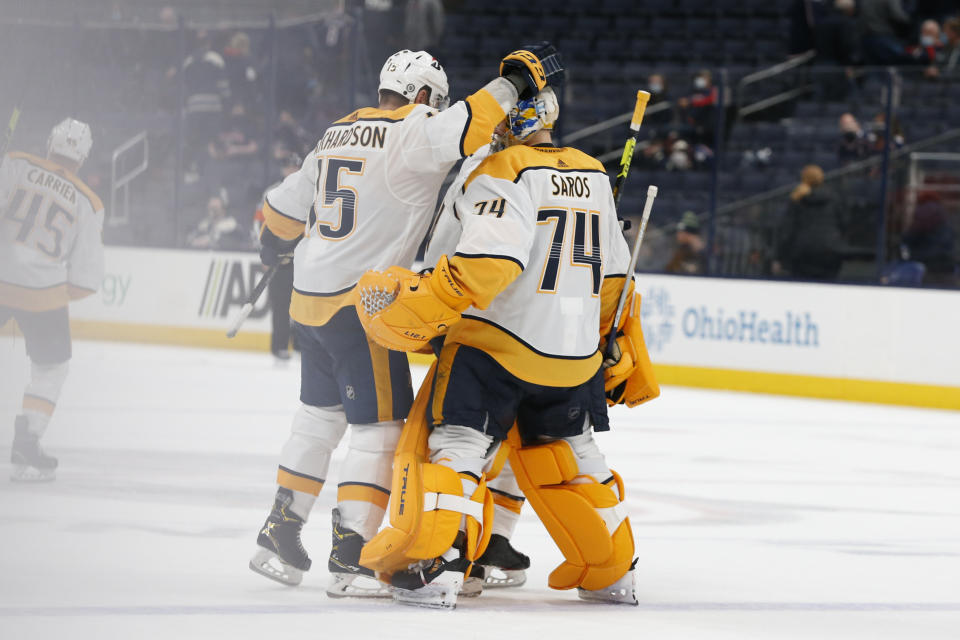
[1,338,958,640]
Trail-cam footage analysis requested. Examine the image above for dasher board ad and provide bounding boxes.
[70,246,271,334]
[637,273,959,389]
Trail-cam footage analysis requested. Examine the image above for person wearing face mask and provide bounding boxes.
[675,70,717,147]
[942,18,960,76]
[908,19,945,77]
[645,73,674,127]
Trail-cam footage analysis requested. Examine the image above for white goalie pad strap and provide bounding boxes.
[423,492,484,522]
[596,503,628,535]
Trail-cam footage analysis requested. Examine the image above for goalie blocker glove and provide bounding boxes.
[499,41,564,100]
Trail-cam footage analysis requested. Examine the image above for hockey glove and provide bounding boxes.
[356,256,471,352]
[259,225,299,267]
[500,42,563,99]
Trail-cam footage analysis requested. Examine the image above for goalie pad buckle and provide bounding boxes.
[359,364,495,581]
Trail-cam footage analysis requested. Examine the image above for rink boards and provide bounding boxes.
[59,247,960,410]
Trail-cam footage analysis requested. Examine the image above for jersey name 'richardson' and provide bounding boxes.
[260,80,515,328]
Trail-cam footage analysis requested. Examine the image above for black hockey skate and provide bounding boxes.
[326,508,390,598]
[10,416,57,482]
[390,533,483,609]
[477,533,530,588]
[249,488,311,586]
[391,554,474,610]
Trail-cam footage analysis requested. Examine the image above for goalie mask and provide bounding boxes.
[47,118,93,166]
[379,49,450,110]
[506,87,559,144]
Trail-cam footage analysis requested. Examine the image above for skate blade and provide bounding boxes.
[577,576,638,605]
[10,465,55,483]
[326,572,391,598]
[459,576,483,598]
[249,547,304,586]
[482,567,526,588]
[392,574,463,610]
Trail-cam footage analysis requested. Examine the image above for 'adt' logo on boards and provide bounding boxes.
[198,259,270,319]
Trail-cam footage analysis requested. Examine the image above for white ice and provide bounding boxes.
[0,339,958,640]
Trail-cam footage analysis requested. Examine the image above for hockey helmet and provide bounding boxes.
[507,87,559,143]
[47,118,93,166]
[378,50,450,110]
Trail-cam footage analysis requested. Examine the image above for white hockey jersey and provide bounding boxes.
[261,80,517,327]
[423,142,494,266]
[437,143,633,387]
[0,152,104,311]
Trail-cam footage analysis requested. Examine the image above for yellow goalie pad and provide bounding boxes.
[359,363,494,581]
[506,429,635,591]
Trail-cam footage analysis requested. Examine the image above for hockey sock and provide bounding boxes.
[336,421,402,540]
[277,404,348,520]
[22,360,69,437]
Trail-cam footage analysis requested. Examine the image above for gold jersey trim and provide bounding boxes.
[8,151,104,212]
[446,316,601,388]
[262,199,305,241]
[464,144,606,190]
[289,287,356,327]
[460,89,508,157]
[334,103,420,125]
[0,280,69,312]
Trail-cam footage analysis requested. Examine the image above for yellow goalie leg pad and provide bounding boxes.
[506,431,635,591]
[360,363,494,580]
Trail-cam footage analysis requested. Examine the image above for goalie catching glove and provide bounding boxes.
[357,255,471,352]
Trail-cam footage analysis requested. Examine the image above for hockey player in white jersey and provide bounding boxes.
[420,113,546,589]
[357,88,658,608]
[249,44,564,596]
[0,119,104,482]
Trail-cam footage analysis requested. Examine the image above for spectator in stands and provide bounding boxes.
[187,191,241,250]
[939,17,960,75]
[774,165,847,281]
[180,30,231,179]
[404,0,445,51]
[676,70,718,147]
[907,19,945,77]
[860,0,915,65]
[789,0,832,55]
[838,113,869,165]
[223,31,260,111]
[209,103,260,161]
[665,211,708,275]
[866,111,905,155]
[814,0,861,99]
[901,194,957,287]
[644,73,675,133]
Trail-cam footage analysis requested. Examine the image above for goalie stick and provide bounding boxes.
[606,90,657,357]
